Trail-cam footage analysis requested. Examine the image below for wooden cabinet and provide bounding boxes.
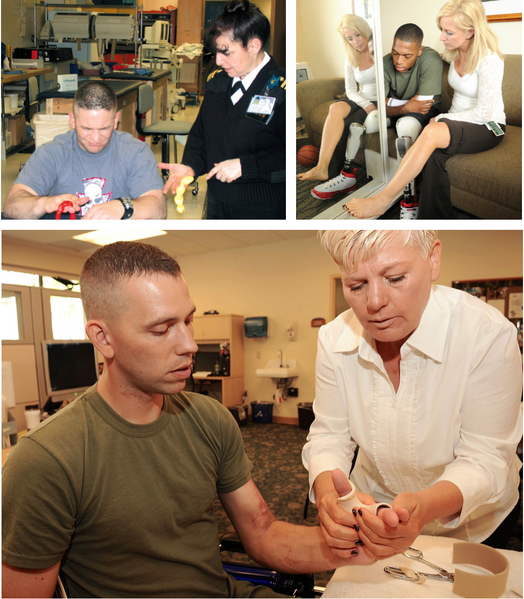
[192,314,244,407]
[175,0,203,94]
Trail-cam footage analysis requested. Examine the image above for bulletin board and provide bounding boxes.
[452,277,523,351]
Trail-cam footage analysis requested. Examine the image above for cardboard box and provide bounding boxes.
[33,114,71,148]
[57,74,78,92]
[6,114,27,147]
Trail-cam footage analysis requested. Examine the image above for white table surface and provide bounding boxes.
[322,535,523,598]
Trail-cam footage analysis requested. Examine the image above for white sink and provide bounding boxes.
[256,359,298,379]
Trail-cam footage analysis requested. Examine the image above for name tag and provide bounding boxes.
[246,95,276,124]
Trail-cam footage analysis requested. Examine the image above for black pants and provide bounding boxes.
[418,119,505,219]
[206,190,285,220]
[482,495,521,550]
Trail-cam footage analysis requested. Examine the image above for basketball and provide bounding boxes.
[297,145,319,167]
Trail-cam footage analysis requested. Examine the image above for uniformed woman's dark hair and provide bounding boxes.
[207,0,271,51]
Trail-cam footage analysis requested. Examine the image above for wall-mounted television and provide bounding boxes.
[42,340,98,397]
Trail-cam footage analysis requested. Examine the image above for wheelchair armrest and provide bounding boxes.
[219,532,324,598]
[219,532,246,554]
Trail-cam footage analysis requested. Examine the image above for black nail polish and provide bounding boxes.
[353,524,360,532]
[355,539,364,546]
[351,549,359,556]
[358,509,363,516]
[352,509,357,516]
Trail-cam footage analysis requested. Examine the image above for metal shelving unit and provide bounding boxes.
[33,2,143,67]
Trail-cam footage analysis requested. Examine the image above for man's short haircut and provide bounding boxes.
[80,241,182,321]
[394,23,424,45]
[74,80,117,113]
[318,230,438,273]
[207,0,270,51]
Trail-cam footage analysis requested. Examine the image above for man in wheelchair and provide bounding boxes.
[3,242,375,598]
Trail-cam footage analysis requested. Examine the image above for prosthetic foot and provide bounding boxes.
[395,117,422,220]
[311,121,367,200]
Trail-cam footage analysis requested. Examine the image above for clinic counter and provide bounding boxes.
[1,67,55,86]
[322,535,522,598]
[100,69,169,82]
[100,68,169,123]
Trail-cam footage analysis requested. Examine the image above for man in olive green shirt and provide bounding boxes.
[381,23,443,217]
[2,241,378,598]
[383,23,443,130]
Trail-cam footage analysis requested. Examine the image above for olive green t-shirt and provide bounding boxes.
[383,46,443,109]
[2,387,254,598]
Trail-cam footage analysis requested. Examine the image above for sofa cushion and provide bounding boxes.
[447,124,521,217]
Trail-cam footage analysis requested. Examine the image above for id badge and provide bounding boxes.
[246,94,276,124]
[486,120,504,136]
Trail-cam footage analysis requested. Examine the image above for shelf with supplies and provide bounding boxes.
[32,1,144,67]
[192,315,245,408]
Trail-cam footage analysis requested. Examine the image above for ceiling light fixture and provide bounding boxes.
[73,230,168,246]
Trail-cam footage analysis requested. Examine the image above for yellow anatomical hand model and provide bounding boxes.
[174,176,194,214]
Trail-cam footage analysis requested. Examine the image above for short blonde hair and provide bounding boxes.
[437,0,503,74]
[319,230,439,273]
[338,14,373,69]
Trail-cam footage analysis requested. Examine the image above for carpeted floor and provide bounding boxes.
[296,138,371,220]
[214,421,333,588]
[215,421,523,589]
[295,137,479,220]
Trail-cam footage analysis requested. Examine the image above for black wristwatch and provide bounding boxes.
[116,197,134,220]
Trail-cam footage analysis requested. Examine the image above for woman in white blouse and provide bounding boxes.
[303,230,522,559]
[344,0,505,219]
[297,15,378,199]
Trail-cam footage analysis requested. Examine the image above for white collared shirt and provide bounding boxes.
[231,51,271,104]
[302,285,522,542]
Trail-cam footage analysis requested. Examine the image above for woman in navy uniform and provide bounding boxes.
[160,0,286,220]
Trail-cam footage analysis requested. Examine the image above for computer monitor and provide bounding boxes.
[42,340,99,397]
[193,344,220,373]
[144,20,170,44]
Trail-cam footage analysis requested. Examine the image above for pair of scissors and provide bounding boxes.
[384,546,455,584]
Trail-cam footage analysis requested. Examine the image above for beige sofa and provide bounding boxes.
[296,54,521,219]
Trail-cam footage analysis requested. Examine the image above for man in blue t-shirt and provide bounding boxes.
[3,81,165,220]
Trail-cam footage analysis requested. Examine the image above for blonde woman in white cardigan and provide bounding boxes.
[297,14,378,200]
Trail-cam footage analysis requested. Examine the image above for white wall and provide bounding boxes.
[2,0,36,50]
[296,0,351,79]
[3,231,523,423]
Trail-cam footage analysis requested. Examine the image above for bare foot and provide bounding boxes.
[343,193,391,219]
[297,165,329,181]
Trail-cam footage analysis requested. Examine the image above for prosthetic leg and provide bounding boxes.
[311,111,379,201]
[395,116,422,219]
